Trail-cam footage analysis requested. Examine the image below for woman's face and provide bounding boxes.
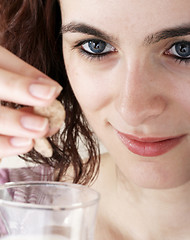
[60,0,190,189]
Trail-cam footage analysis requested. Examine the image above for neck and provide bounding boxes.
[116,168,190,240]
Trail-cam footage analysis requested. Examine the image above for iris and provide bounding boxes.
[175,42,190,58]
[88,40,106,54]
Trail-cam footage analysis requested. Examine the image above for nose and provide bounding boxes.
[115,62,166,126]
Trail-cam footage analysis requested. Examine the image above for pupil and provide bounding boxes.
[176,42,190,57]
[88,40,106,53]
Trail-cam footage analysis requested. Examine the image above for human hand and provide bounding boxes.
[0,46,63,158]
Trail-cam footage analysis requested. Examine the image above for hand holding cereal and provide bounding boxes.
[0,46,62,158]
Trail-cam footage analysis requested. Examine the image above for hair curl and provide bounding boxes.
[0,0,100,185]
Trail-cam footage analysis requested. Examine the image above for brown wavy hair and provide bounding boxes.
[0,0,100,184]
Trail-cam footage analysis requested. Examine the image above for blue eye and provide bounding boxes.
[168,41,190,59]
[81,39,116,55]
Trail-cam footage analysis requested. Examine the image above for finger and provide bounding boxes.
[0,46,58,83]
[0,68,62,106]
[0,135,34,158]
[0,106,49,138]
[21,107,63,137]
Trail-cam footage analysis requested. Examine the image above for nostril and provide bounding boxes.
[149,96,167,115]
[116,94,166,126]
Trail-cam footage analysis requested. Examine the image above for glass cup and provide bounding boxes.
[0,181,100,240]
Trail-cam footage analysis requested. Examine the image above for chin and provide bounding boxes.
[124,161,190,190]
[104,134,190,189]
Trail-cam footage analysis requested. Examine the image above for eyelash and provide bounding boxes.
[78,48,109,61]
[72,39,116,61]
[174,57,190,65]
[72,39,190,65]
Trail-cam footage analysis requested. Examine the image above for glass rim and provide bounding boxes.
[0,181,100,210]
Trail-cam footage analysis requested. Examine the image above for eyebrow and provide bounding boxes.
[61,22,117,43]
[144,24,190,45]
[61,22,190,45]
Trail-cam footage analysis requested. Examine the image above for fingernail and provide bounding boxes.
[29,84,58,100]
[38,78,63,96]
[10,137,33,147]
[20,116,48,132]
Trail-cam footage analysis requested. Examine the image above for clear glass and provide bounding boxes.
[0,181,100,240]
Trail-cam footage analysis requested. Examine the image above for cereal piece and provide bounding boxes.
[34,100,65,135]
[33,100,65,157]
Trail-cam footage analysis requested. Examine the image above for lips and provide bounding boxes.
[116,131,185,157]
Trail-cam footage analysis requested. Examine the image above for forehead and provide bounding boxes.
[60,0,190,39]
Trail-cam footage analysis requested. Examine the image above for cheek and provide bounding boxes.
[162,62,190,115]
[172,81,190,116]
[180,91,190,111]
[65,61,114,113]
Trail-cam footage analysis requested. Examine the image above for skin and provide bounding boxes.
[0,47,62,157]
[1,0,190,239]
[59,0,190,239]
